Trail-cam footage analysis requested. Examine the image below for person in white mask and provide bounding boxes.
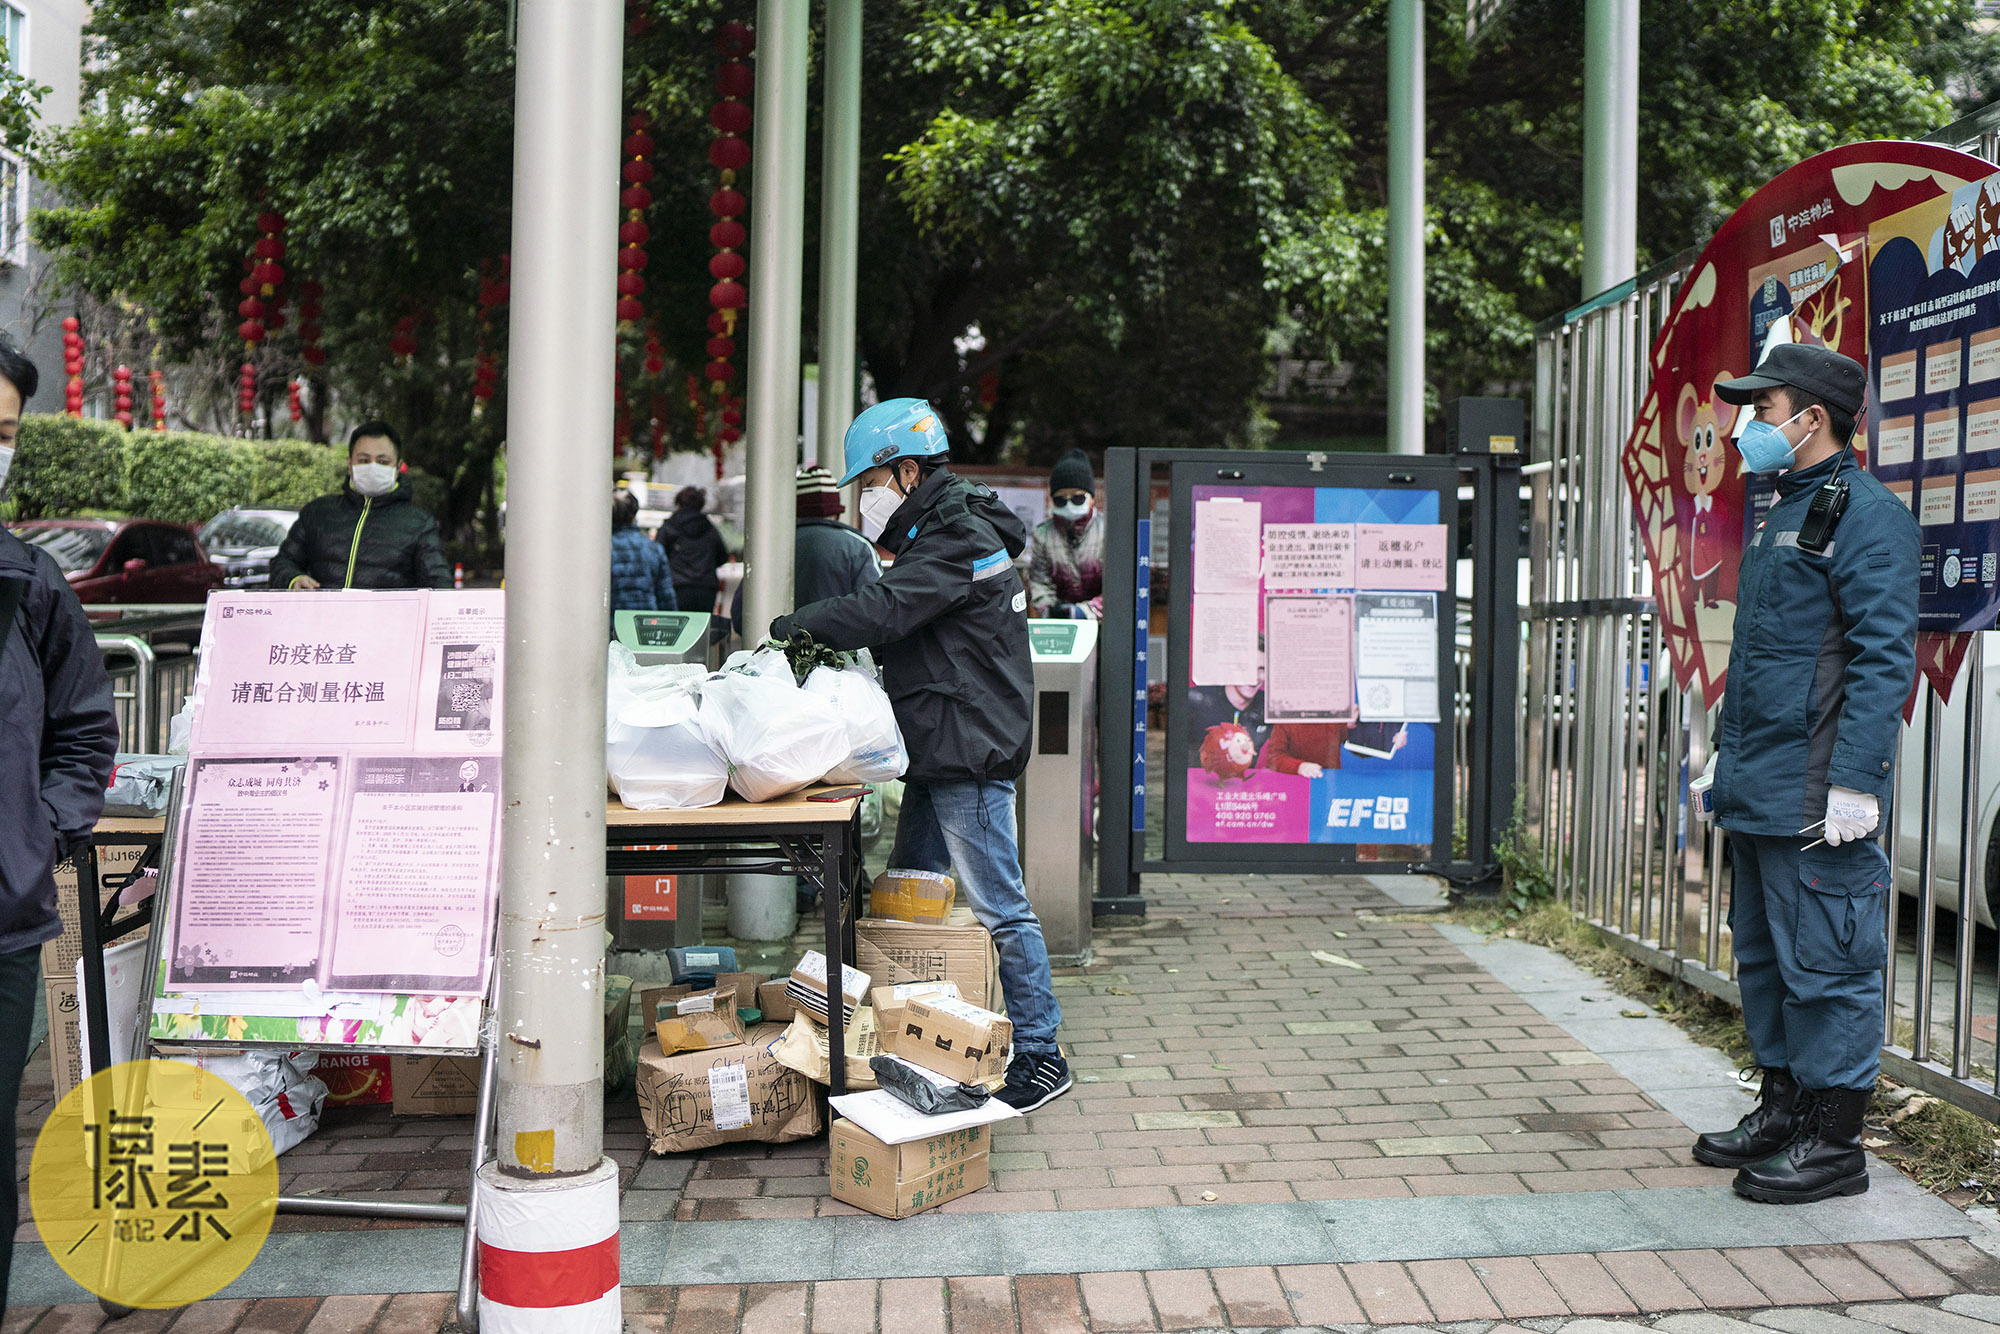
[1027,447,1104,619]
[269,420,452,591]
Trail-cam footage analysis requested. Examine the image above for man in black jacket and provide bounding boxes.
[773,398,1069,1112]
[0,338,119,1309]
[269,421,453,590]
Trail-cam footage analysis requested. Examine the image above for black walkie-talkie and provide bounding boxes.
[1797,441,1852,555]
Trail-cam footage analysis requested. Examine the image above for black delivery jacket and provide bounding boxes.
[0,528,119,955]
[780,469,1034,784]
[268,480,453,590]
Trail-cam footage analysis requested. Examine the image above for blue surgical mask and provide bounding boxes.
[1735,407,1809,474]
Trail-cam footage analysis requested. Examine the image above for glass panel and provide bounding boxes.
[7,524,112,573]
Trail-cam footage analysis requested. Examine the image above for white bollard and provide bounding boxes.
[727,872,798,940]
[475,1156,620,1332]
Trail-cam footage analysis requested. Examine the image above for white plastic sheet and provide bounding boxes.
[697,666,849,802]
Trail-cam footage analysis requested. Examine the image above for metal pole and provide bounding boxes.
[1953,637,1983,1079]
[817,0,861,489]
[496,0,620,1179]
[1582,0,1638,297]
[1386,0,1424,455]
[1916,691,1941,1061]
[742,0,809,644]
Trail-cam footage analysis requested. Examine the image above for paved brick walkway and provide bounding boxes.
[6,1238,2000,1331]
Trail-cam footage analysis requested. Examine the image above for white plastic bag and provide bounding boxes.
[173,1051,328,1157]
[803,665,907,783]
[697,667,850,802]
[605,644,729,809]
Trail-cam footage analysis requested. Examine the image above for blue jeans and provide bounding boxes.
[891,778,1063,1053]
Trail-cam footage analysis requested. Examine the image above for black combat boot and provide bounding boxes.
[1732,1085,1871,1204]
[1692,1067,1806,1169]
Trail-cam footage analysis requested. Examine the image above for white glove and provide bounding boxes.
[1690,752,1717,820]
[1822,787,1879,846]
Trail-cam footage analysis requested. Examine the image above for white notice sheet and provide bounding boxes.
[1262,523,1355,590]
[1353,593,1441,722]
[1264,595,1356,722]
[170,757,342,989]
[327,757,500,993]
[1190,593,1261,685]
[414,592,505,754]
[1193,499,1262,594]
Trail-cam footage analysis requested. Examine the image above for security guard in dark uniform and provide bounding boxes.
[1689,344,1918,1204]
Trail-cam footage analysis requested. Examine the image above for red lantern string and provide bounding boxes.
[287,379,303,424]
[617,112,654,326]
[389,313,418,362]
[238,361,257,420]
[61,316,82,417]
[148,368,166,431]
[112,365,133,430]
[297,279,326,368]
[706,21,754,443]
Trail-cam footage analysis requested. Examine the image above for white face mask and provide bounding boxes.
[859,484,904,542]
[1053,497,1092,522]
[351,462,398,496]
[0,444,13,499]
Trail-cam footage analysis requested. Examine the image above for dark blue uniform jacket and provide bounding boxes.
[1714,452,1919,836]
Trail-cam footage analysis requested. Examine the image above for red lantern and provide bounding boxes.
[238,297,265,319]
[644,356,665,376]
[709,220,746,249]
[716,61,753,98]
[303,346,328,367]
[706,336,735,359]
[710,280,746,309]
[617,272,646,296]
[715,21,753,57]
[708,137,750,172]
[299,280,324,301]
[619,220,650,245]
[719,426,742,443]
[708,252,746,281]
[252,261,284,288]
[61,315,77,333]
[621,185,652,212]
[254,236,286,260]
[618,246,648,271]
[149,369,166,430]
[722,407,743,427]
[707,311,731,335]
[255,211,285,234]
[238,319,266,342]
[620,159,654,184]
[622,132,654,158]
[704,359,735,383]
[710,101,751,134]
[389,333,417,358]
[239,277,259,296]
[709,189,746,218]
[616,296,645,323]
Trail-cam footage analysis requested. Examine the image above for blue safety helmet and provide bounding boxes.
[838,397,949,486]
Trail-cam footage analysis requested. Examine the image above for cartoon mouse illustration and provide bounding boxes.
[1679,381,1728,609]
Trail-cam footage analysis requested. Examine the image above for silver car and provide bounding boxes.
[196,508,298,589]
[1893,635,2000,927]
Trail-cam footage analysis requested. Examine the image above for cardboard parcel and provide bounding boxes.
[636,1023,819,1154]
[787,950,870,1024]
[869,869,955,924]
[652,988,747,1055]
[772,1008,880,1090]
[829,1118,991,1220]
[854,910,998,1011]
[887,993,1011,1086]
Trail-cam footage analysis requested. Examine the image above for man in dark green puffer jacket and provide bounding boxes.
[269,420,453,591]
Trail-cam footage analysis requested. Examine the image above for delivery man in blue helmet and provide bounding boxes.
[771,398,1070,1112]
[1687,343,1917,1203]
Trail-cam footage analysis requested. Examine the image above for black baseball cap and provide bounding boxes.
[1714,343,1866,416]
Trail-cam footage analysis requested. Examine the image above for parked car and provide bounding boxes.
[6,518,224,604]
[197,507,298,588]
[1893,634,2000,928]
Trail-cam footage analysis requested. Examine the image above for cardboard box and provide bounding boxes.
[44,976,82,1098]
[635,1023,819,1154]
[639,972,764,1015]
[652,988,746,1055]
[829,1118,991,1219]
[787,950,870,1024]
[315,1052,395,1107]
[771,1008,880,1090]
[853,914,998,1012]
[887,994,1011,1086]
[392,1055,482,1116]
[757,979,798,1024]
[869,869,956,924]
[43,842,150,981]
[870,981,959,1039]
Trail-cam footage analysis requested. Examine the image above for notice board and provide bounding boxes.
[148,590,503,1053]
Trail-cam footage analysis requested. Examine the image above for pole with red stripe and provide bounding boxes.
[476,1159,620,1331]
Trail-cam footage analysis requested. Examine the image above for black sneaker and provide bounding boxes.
[996,1053,1072,1112]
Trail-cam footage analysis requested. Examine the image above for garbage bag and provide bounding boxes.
[103,754,186,817]
[803,665,907,784]
[697,667,850,802]
[605,644,729,809]
[167,695,195,755]
[173,1051,327,1157]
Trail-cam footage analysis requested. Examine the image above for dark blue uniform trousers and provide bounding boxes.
[1726,832,1889,1091]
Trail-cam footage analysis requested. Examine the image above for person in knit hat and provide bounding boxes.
[732,465,881,629]
[1027,447,1104,619]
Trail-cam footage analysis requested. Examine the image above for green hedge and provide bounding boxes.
[7,416,443,527]
[7,416,126,518]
